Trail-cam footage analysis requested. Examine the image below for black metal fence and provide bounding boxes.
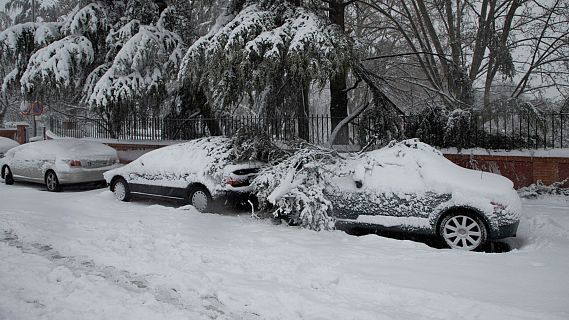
[48,112,569,150]
[401,112,568,149]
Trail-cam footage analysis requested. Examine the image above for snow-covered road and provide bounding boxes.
[1,182,568,320]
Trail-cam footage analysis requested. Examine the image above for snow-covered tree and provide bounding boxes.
[87,23,184,134]
[4,0,73,24]
[0,0,221,130]
[178,0,360,126]
[252,142,348,231]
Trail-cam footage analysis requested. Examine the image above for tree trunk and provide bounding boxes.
[297,81,310,141]
[329,0,349,145]
[195,88,221,136]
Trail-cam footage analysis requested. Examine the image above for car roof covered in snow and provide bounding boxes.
[334,139,517,207]
[6,139,118,159]
[0,137,20,152]
[103,136,236,187]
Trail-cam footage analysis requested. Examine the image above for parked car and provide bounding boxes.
[1,139,120,191]
[323,140,521,251]
[0,137,20,159]
[104,137,264,212]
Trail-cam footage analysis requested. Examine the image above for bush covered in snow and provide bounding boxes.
[518,180,569,199]
[252,143,351,231]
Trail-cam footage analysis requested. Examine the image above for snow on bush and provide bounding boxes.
[518,180,569,199]
[252,143,350,231]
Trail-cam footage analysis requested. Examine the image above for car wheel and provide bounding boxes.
[187,186,211,212]
[45,171,61,192]
[439,212,487,251]
[3,166,14,185]
[111,177,130,202]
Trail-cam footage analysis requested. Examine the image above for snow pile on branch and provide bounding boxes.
[62,3,109,37]
[0,22,61,60]
[88,25,184,109]
[253,144,349,231]
[105,20,141,60]
[231,126,288,163]
[20,36,94,96]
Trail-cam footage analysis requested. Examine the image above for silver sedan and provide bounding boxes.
[1,139,121,191]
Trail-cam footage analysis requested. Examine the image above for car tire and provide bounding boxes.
[3,166,14,185]
[187,186,211,212]
[111,177,130,202]
[439,211,487,251]
[45,171,61,192]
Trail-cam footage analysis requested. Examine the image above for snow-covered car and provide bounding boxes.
[104,137,264,212]
[325,140,521,250]
[0,137,20,159]
[1,139,121,191]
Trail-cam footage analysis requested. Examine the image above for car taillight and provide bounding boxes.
[69,160,82,167]
[226,178,249,187]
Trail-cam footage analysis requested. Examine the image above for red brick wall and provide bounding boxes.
[444,154,569,188]
[0,129,17,140]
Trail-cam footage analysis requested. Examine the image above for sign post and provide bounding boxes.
[20,101,45,138]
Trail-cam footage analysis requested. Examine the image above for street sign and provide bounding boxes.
[20,101,31,115]
[31,101,44,116]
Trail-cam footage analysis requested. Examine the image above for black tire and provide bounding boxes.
[187,186,212,212]
[45,171,61,192]
[111,177,130,202]
[3,166,14,185]
[439,211,488,251]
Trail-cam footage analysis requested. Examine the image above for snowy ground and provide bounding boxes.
[1,182,568,320]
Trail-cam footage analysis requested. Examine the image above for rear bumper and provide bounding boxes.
[489,221,520,239]
[57,169,109,184]
[218,190,258,207]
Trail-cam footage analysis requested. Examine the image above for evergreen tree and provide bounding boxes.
[178,0,360,139]
[0,0,216,133]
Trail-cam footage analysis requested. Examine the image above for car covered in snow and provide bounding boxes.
[104,137,264,212]
[0,137,20,159]
[259,139,521,251]
[325,140,521,250]
[1,139,121,191]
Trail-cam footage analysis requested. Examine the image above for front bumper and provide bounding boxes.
[489,220,520,239]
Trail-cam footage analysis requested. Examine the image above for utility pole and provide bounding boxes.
[31,0,37,138]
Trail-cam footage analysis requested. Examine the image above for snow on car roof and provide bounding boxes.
[0,137,20,152]
[344,139,514,196]
[134,136,233,174]
[104,136,236,185]
[7,139,117,159]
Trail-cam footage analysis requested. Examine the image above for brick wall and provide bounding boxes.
[0,129,17,140]
[444,154,569,189]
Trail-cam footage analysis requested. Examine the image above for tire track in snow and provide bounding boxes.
[1,229,260,320]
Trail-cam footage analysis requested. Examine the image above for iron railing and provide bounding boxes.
[48,112,569,150]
